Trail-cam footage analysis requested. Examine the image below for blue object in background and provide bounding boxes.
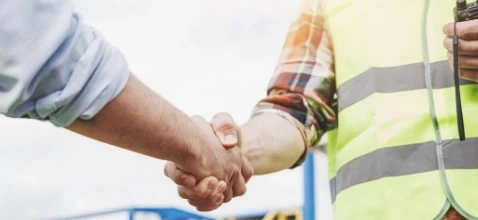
[49,152,319,220]
[49,207,214,220]
[303,151,316,220]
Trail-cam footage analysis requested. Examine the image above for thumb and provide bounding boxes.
[210,112,241,149]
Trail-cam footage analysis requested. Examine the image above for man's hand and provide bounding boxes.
[164,113,254,211]
[444,19,478,82]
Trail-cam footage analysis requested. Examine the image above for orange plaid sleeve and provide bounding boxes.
[251,0,337,168]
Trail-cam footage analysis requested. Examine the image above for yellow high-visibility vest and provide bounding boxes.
[321,0,478,219]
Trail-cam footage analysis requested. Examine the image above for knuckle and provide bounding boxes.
[223,189,233,203]
[187,199,197,206]
[179,175,190,186]
[164,163,175,178]
[178,188,188,199]
[197,206,212,212]
[458,25,466,38]
[190,114,202,119]
[191,115,202,118]
[443,24,450,35]
[469,42,478,52]
[173,174,185,185]
[178,192,187,199]
[190,115,207,123]
[235,187,246,197]
[224,196,232,203]
[163,166,169,177]
[195,187,209,198]
[214,112,232,120]
[461,27,473,40]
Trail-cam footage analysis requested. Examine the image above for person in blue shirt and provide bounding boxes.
[0,0,253,205]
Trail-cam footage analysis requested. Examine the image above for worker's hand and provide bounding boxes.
[444,20,478,82]
[164,113,254,211]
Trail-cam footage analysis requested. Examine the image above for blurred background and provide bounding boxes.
[0,0,332,219]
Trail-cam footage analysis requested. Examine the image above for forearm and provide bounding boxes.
[66,74,202,166]
[241,113,305,175]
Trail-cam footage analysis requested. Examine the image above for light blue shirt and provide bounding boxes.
[0,0,129,127]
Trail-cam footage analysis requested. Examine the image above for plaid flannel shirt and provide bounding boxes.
[251,0,337,168]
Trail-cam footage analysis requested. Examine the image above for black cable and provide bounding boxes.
[453,21,466,141]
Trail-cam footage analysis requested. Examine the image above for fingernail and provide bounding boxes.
[224,134,237,145]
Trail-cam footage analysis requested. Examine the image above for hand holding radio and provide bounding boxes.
[443,19,478,82]
[442,0,478,141]
[446,0,478,82]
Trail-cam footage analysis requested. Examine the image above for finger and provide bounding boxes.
[188,199,222,212]
[459,68,478,82]
[183,181,226,211]
[223,187,234,203]
[211,181,227,203]
[444,37,478,55]
[181,176,219,199]
[241,156,254,184]
[179,181,226,203]
[164,162,196,187]
[210,112,241,148]
[232,174,247,197]
[447,52,478,69]
[444,20,478,40]
[179,179,227,201]
[178,185,205,200]
[443,22,455,37]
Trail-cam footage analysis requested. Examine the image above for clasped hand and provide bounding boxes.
[164,113,253,211]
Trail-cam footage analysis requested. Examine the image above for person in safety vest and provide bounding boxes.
[164,0,478,219]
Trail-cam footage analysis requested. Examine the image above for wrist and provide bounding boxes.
[240,113,306,174]
[240,119,267,170]
[161,117,203,166]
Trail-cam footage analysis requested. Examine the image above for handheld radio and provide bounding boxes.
[455,0,478,21]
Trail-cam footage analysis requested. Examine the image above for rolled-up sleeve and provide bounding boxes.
[0,0,129,127]
[251,0,337,168]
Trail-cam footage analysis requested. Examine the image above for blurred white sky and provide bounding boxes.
[0,0,332,219]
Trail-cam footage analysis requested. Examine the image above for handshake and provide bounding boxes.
[164,112,254,212]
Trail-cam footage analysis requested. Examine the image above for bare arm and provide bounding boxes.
[241,113,305,175]
[66,73,203,167]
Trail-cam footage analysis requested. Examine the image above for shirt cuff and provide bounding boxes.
[35,26,130,127]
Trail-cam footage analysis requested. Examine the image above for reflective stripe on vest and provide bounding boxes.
[329,138,478,203]
[337,61,477,112]
[321,0,478,219]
